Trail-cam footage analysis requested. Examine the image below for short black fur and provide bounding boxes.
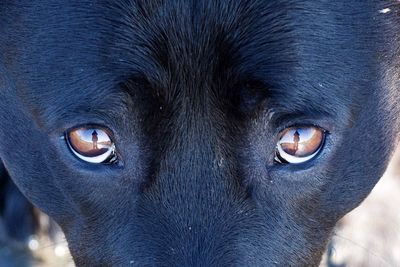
[0,1,399,266]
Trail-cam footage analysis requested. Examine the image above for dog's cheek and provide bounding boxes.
[0,84,74,221]
[320,88,399,220]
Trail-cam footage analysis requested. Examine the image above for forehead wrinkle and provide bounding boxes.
[105,0,300,87]
[105,1,304,116]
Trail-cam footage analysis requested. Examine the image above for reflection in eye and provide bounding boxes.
[275,126,325,164]
[66,126,117,164]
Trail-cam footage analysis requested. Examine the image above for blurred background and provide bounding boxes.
[1,148,400,267]
[320,146,400,267]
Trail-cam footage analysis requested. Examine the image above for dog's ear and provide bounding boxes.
[0,162,38,242]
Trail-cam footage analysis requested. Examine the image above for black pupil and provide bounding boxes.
[68,128,112,157]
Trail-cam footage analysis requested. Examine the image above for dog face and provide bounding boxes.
[0,1,399,266]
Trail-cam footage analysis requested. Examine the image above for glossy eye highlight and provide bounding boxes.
[275,126,325,164]
[66,126,117,164]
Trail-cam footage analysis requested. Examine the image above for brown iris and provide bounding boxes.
[275,126,325,164]
[66,126,116,163]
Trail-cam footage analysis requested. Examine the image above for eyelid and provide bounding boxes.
[269,111,334,132]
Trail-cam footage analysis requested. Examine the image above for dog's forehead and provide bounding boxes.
[0,1,389,127]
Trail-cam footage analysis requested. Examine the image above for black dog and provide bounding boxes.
[1,1,399,266]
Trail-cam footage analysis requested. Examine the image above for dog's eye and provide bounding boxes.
[66,126,117,164]
[275,126,325,164]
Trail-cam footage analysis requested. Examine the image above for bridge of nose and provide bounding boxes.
[132,84,253,264]
[124,3,256,261]
[143,93,244,213]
